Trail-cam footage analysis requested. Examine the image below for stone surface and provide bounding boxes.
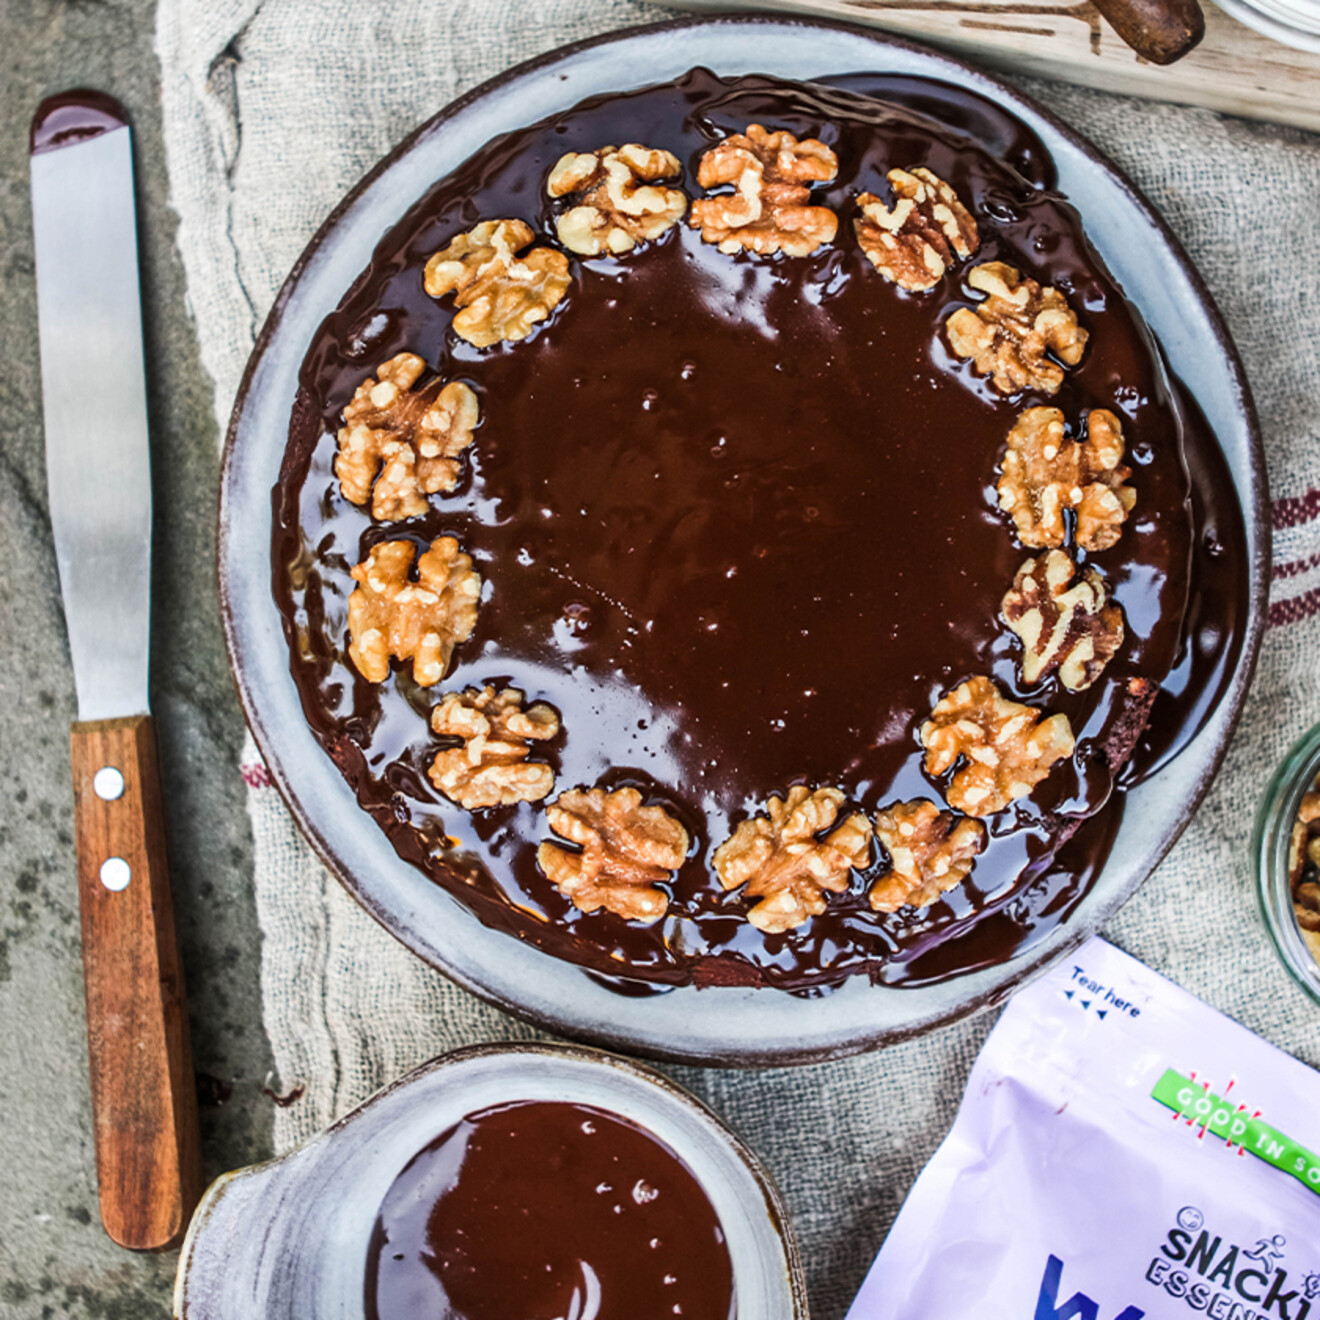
[0,0,273,1313]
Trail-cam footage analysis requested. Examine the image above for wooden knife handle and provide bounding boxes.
[70,714,202,1250]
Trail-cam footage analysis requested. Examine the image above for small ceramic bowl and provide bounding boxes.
[173,1043,807,1319]
[1253,721,1320,1007]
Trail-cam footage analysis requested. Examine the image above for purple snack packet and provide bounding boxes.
[848,938,1320,1320]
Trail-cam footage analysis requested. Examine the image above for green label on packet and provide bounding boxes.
[1152,1068,1320,1198]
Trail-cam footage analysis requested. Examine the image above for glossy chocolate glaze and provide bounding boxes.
[274,70,1246,991]
[365,1100,734,1320]
[30,89,127,155]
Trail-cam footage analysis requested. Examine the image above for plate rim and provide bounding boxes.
[217,11,1269,1066]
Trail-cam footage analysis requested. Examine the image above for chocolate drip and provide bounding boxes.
[272,70,1245,991]
[30,89,128,155]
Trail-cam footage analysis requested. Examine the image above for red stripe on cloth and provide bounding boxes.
[241,762,274,788]
[1273,489,1320,530]
[1274,549,1320,581]
[1269,584,1320,628]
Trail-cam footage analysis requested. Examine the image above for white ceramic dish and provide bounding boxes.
[1211,0,1320,53]
[173,1043,807,1319]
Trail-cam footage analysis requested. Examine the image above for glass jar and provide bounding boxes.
[1253,720,1320,1008]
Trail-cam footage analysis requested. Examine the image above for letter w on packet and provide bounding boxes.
[848,938,1320,1320]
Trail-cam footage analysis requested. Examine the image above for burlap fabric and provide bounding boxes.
[156,4,1320,1312]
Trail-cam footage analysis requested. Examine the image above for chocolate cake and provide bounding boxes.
[274,69,1246,992]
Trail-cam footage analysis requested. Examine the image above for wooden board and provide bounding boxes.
[665,0,1320,132]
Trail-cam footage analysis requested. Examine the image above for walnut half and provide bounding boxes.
[346,537,481,687]
[1290,785,1320,886]
[424,219,570,348]
[921,676,1075,817]
[870,799,986,912]
[1291,781,1320,961]
[537,787,688,923]
[1002,551,1125,692]
[428,686,559,809]
[335,353,479,521]
[690,124,839,258]
[713,786,871,934]
[997,406,1136,553]
[945,261,1088,395]
[854,167,979,292]
[547,144,687,255]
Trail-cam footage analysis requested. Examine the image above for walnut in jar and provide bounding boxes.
[346,536,481,687]
[335,353,479,521]
[854,167,979,292]
[689,124,839,258]
[428,686,559,810]
[547,144,687,256]
[1291,783,1320,885]
[537,787,688,923]
[423,219,571,348]
[1291,777,1320,961]
[945,261,1088,395]
[920,676,1075,817]
[870,799,986,912]
[997,406,1136,553]
[1002,550,1125,692]
[713,785,871,934]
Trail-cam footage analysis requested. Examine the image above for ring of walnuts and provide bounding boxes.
[347,123,1143,939]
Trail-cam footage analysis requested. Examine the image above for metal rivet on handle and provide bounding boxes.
[100,857,131,891]
[93,766,125,801]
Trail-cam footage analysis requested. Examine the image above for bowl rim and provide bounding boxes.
[174,1041,809,1319]
[217,12,1269,1066]
[1208,0,1320,54]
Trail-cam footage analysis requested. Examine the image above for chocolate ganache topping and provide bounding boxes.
[274,69,1246,991]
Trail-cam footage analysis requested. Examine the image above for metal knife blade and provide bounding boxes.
[31,119,151,722]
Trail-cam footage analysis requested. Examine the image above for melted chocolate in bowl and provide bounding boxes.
[365,1100,734,1320]
[274,70,1246,992]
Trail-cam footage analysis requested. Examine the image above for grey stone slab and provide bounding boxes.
[0,0,274,1314]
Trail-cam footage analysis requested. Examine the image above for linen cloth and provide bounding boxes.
[156,3,1320,1312]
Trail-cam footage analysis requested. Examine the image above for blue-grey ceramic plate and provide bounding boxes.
[219,16,1267,1066]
